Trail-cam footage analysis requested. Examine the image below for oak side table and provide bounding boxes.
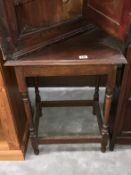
[5,29,126,154]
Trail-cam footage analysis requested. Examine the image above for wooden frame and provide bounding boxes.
[11,63,116,154]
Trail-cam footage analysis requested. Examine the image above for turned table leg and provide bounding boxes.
[15,68,39,155]
[23,92,39,155]
[101,90,112,152]
[34,77,42,117]
[93,76,100,115]
[101,67,116,152]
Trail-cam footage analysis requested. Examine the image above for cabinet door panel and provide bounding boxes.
[83,0,131,40]
[15,0,62,33]
[0,0,84,59]
[15,0,83,34]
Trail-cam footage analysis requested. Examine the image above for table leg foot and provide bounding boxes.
[109,142,115,151]
[101,125,108,153]
[30,127,39,155]
[101,146,106,153]
[31,137,39,155]
[34,148,39,155]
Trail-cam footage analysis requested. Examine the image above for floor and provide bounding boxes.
[0,87,131,175]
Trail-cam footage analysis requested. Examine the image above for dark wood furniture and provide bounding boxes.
[0,0,130,59]
[110,44,131,150]
[0,50,28,160]
[0,0,131,155]
[5,28,126,154]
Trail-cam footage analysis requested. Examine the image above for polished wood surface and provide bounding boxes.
[0,51,28,160]
[0,0,87,59]
[83,0,131,40]
[110,44,131,150]
[5,28,126,66]
[0,62,19,150]
[15,0,82,33]
[0,0,130,60]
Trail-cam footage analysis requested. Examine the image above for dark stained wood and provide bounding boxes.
[115,137,131,145]
[15,0,82,33]
[15,0,63,33]
[0,0,16,58]
[14,63,117,153]
[14,18,89,59]
[0,0,88,60]
[38,135,102,145]
[16,65,116,78]
[10,31,122,154]
[0,0,130,60]
[110,44,131,150]
[123,104,131,131]
[5,28,126,66]
[93,76,100,115]
[41,100,94,108]
[83,0,131,40]
[34,77,42,136]
[27,75,107,88]
[1,1,130,155]
[95,102,103,133]
[34,101,41,137]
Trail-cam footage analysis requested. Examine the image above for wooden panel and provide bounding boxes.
[27,75,107,87]
[5,28,126,66]
[0,0,130,59]
[2,67,27,145]
[0,121,9,150]
[0,0,16,58]
[0,0,86,60]
[0,64,19,149]
[110,45,131,149]
[88,0,123,21]
[15,0,82,33]
[123,103,131,131]
[0,50,28,154]
[83,0,131,40]
[15,0,63,33]
[116,45,131,133]
[62,0,83,20]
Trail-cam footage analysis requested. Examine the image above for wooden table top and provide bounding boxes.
[5,27,127,67]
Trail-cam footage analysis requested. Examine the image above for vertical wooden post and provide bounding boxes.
[101,66,116,152]
[93,76,100,115]
[15,67,39,155]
